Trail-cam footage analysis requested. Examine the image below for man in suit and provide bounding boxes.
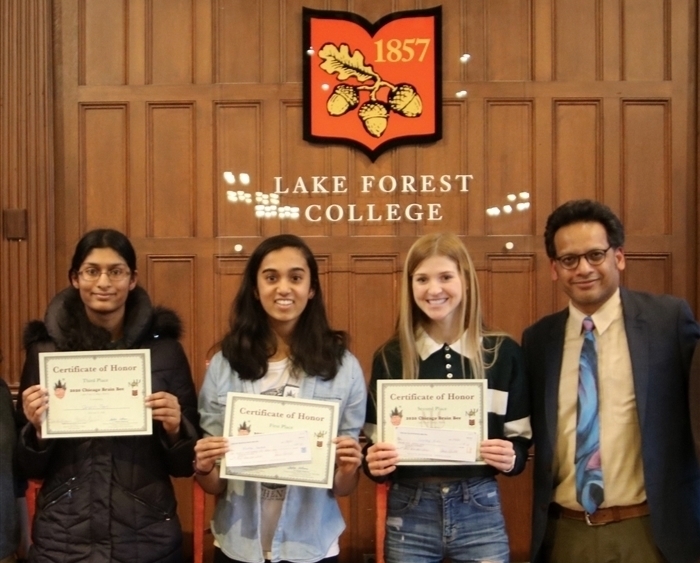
[522,199,700,563]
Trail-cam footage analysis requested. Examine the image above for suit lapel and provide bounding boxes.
[545,311,568,448]
[621,288,650,427]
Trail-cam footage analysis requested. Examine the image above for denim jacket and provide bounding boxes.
[198,351,367,563]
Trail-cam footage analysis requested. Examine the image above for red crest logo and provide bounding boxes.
[303,7,442,162]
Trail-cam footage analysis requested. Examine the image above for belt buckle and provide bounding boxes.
[584,511,606,526]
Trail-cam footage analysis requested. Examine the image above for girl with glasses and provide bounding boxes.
[17,228,200,563]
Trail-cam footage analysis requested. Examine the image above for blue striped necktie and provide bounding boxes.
[575,316,604,513]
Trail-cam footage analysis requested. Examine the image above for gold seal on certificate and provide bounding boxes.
[377,379,488,465]
[221,393,339,488]
[40,350,153,438]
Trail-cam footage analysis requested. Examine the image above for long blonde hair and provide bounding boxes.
[396,233,505,380]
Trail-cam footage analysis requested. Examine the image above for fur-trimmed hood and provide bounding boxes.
[23,286,182,352]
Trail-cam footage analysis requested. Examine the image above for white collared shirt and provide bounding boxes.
[415,327,479,361]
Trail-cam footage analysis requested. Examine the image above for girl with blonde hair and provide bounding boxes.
[364,232,531,563]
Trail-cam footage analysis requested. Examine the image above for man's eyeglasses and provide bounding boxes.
[554,247,612,270]
[77,267,131,282]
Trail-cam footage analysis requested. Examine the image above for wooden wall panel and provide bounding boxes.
[623,254,671,296]
[214,256,247,347]
[348,0,392,23]
[147,103,196,237]
[282,0,324,84]
[498,463,533,563]
[258,2,282,85]
[214,0,263,83]
[478,254,535,563]
[146,256,197,361]
[485,101,533,236]
[338,476,377,563]
[0,0,54,387]
[553,0,600,81]
[147,0,194,85]
[553,100,601,204]
[621,100,669,235]
[81,0,127,86]
[126,0,146,85]
[215,102,263,237]
[349,256,399,377]
[349,152,400,237]
[438,0,466,83]
[325,147,352,239]
[281,102,330,237]
[417,102,468,235]
[463,0,485,81]
[485,0,532,81]
[392,148,420,235]
[315,255,331,315]
[147,217,199,563]
[486,255,534,337]
[622,0,669,81]
[81,104,129,233]
[601,0,621,81]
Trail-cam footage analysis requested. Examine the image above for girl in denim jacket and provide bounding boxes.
[195,234,366,563]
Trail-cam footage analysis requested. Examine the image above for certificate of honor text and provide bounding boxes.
[40,349,152,438]
[220,393,339,488]
[377,379,488,465]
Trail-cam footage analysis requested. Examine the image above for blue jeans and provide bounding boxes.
[384,478,510,563]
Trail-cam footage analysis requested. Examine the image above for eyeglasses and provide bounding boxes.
[77,267,131,282]
[554,247,612,270]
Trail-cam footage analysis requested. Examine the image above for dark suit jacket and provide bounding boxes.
[522,288,700,563]
[689,341,700,464]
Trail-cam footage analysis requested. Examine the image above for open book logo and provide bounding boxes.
[303,7,442,162]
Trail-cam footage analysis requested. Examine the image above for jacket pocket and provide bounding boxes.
[112,479,175,522]
[38,476,82,511]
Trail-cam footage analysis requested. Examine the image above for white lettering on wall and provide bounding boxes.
[270,174,469,223]
[303,202,443,222]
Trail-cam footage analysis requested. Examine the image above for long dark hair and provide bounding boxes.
[220,234,347,381]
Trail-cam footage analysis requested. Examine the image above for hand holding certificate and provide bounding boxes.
[377,379,488,465]
[220,393,339,488]
[40,350,152,438]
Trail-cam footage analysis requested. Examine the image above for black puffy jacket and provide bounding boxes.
[16,287,200,563]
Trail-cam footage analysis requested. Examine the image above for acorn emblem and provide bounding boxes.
[326,84,359,116]
[358,102,389,137]
[388,83,423,117]
[317,43,425,139]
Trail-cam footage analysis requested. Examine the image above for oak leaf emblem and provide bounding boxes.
[318,43,377,83]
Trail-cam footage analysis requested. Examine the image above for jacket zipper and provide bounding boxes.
[44,478,81,510]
